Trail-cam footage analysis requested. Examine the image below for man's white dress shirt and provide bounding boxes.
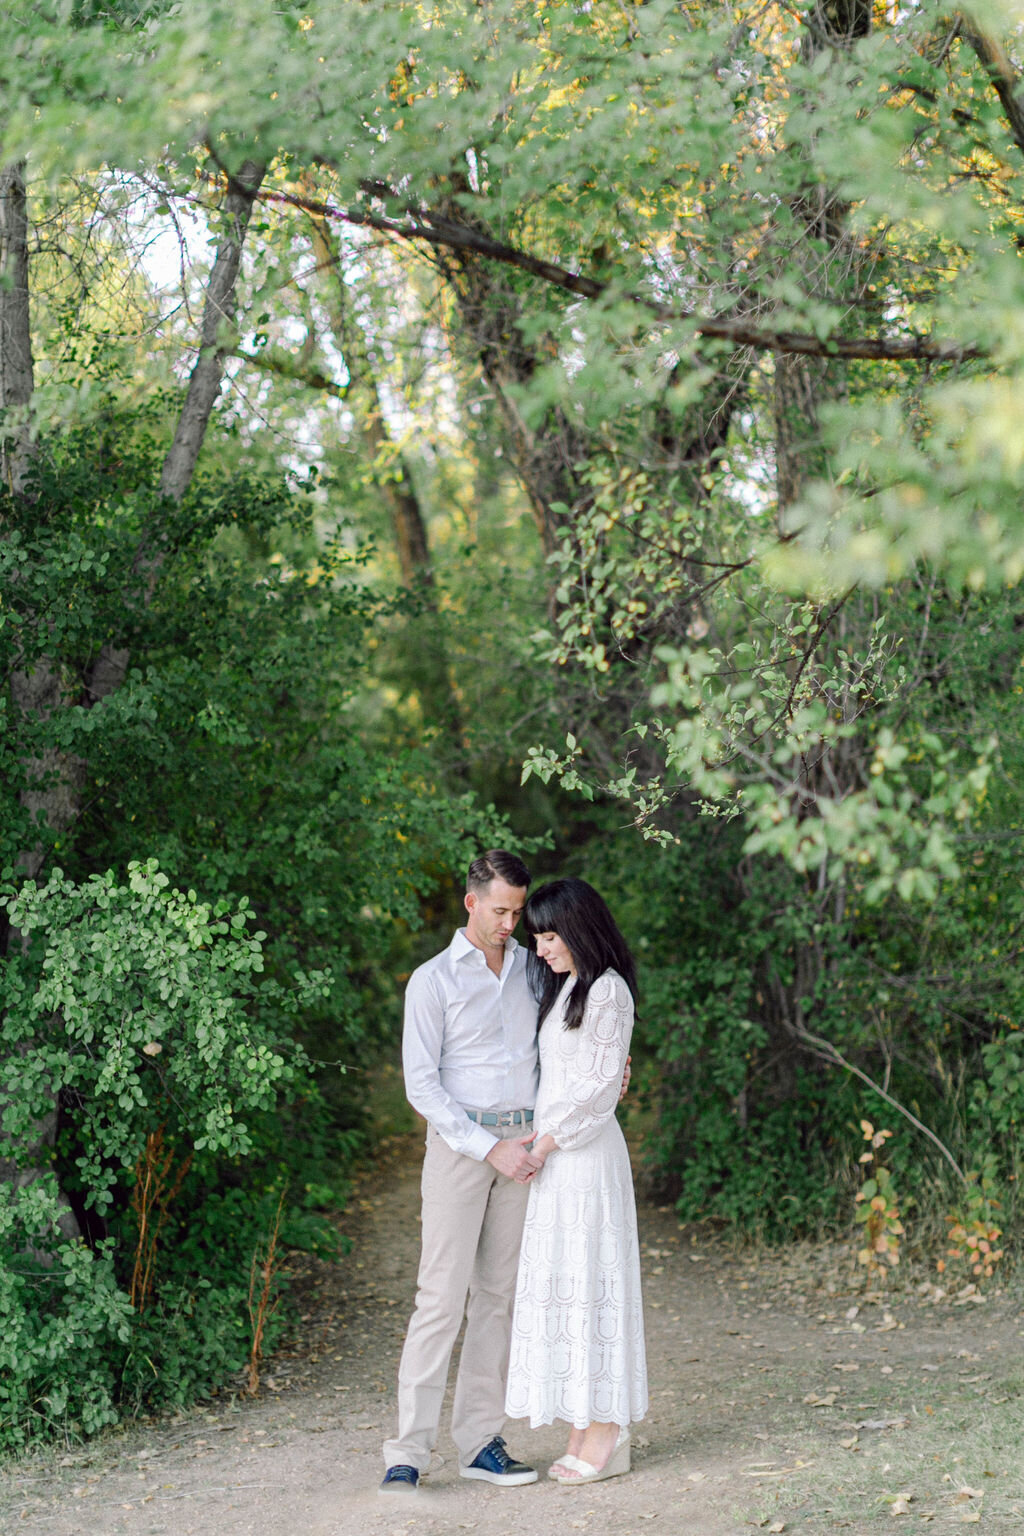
[402,929,540,1161]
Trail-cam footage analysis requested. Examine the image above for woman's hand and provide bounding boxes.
[516,1132,557,1182]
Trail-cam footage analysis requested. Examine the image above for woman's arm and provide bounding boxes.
[534,972,634,1156]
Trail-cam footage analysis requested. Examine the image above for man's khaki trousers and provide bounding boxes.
[382,1122,531,1472]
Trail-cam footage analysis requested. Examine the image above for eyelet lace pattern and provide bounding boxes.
[505,971,649,1429]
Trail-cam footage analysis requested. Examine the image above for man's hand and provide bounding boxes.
[485,1133,539,1181]
[619,1054,632,1104]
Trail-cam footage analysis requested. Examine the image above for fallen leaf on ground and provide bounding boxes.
[890,1495,913,1515]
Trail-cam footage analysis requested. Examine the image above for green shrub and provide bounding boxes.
[0,860,330,1449]
[0,1177,132,1446]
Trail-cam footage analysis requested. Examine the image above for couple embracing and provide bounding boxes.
[380,849,648,1494]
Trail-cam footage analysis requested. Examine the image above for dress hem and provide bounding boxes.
[505,1410,647,1431]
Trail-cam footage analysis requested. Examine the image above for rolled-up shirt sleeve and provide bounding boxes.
[540,972,634,1152]
[403,966,498,1161]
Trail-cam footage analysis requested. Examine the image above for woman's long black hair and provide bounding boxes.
[523,877,638,1029]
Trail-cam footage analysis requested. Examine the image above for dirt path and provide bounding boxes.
[4,1133,1023,1535]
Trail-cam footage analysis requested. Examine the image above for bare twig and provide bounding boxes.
[792,1022,967,1183]
[246,1187,287,1397]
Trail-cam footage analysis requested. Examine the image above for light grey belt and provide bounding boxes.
[465,1107,534,1128]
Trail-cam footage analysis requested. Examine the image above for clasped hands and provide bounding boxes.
[483,1055,632,1185]
[484,1133,548,1183]
[488,1136,549,1179]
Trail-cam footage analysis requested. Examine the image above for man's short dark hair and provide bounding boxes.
[466,849,531,894]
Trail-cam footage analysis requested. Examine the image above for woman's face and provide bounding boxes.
[533,930,577,976]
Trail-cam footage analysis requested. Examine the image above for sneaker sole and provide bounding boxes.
[459,1467,538,1486]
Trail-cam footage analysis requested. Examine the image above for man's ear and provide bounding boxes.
[464,890,476,918]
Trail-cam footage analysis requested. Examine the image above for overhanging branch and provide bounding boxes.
[792,1021,967,1183]
[263,186,983,366]
[959,12,1024,164]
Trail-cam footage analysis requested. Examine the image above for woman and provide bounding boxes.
[504,877,648,1484]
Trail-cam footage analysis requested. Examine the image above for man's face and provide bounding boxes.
[464,877,528,953]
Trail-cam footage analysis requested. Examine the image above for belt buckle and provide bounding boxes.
[497,1110,514,1127]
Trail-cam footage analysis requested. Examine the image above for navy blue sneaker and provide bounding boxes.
[460,1436,538,1486]
[379,1464,420,1494]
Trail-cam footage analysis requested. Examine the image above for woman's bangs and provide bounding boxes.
[523,893,560,936]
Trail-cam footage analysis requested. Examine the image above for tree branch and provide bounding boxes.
[958,13,1024,163]
[791,1021,967,1183]
[263,187,983,366]
[235,344,349,400]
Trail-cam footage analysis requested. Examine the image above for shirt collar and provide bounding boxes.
[450,927,520,964]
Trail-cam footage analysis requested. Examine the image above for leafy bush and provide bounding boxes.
[581,814,1024,1246]
[0,1177,132,1447]
[0,860,328,1449]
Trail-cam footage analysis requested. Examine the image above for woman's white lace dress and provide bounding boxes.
[504,970,648,1429]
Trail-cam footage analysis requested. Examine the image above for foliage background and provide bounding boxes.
[2,0,1024,1449]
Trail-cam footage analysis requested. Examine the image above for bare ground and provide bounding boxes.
[4,1132,1023,1536]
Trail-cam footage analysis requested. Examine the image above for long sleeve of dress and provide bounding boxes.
[540,971,633,1152]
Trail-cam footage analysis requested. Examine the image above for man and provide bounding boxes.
[380,849,541,1493]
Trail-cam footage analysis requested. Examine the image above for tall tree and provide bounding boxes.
[1,155,264,1225]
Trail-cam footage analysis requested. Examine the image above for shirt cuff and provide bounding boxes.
[438,1119,499,1162]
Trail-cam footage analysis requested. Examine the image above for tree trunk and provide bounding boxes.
[0,162,34,497]
[85,159,267,704]
[1,159,83,884]
[0,159,80,1235]
[159,161,266,506]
